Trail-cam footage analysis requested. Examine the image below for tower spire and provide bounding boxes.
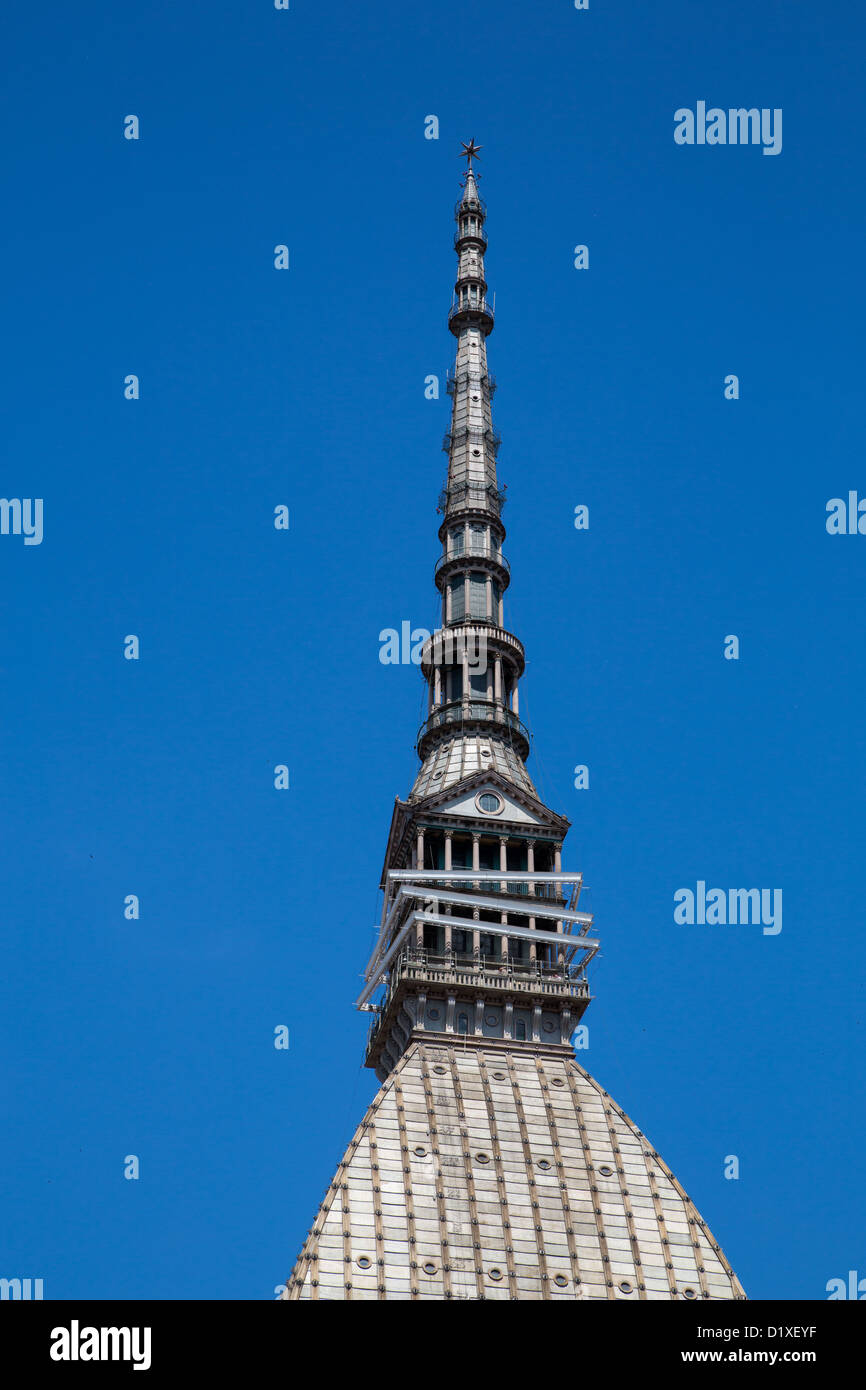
[282,156,746,1305]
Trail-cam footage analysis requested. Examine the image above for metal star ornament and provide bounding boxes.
[460,138,483,166]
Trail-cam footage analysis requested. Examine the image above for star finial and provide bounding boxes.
[460,138,483,166]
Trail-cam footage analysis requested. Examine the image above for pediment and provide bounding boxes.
[413,769,569,832]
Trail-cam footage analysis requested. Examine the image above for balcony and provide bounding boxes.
[454,226,487,251]
[454,195,487,218]
[434,547,510,581]
[437,480,507,515]
[448,297,494,333]
[442,426,501,456]
[416,699,530,760]
[446,371,496,397]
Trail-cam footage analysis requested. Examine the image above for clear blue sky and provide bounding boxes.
[1,0,864,1301]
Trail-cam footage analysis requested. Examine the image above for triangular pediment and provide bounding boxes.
[412,768,569,832]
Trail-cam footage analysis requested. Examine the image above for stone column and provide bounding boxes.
[472,833,481,958]
[443,832,453,953]
[485,574,493,620]
[434,666,442,705]
[494,657,503,705]
[499,836,509,960]
[416,829,426,949]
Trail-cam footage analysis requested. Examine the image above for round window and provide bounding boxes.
[553,1274,569,1288]
[489,1268,503,1281]
[356,1256,372,1270]
[476,792,503,814]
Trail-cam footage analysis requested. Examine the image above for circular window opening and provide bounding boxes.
[422,1262,437,1277]
[475,1152,491,1164]
[484,1013,499,1026]
[537,1159,552,1171]
[553,1274,569,1288]
[476,792,503,815]
[413,1146,427,1158]
[492,1071,506,1080]
[598,1165,613,1177]
[489,1268,503,1281]
[551,1078,565,1087]
[428,1008,441,1020]
[619,1281,633,1294]
[542,1020,556,1033]
[356,1256,372,1270]
[683,1287,697,1300]
[433,1065,446,1074]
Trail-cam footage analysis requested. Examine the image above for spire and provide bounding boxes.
[281,154,746,1305]
[411,151,530,800]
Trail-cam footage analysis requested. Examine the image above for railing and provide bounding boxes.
[434,548,510,579]
[437,481,507,514]
[442,427,501,455]
[448,297,494,327]
[371,949,591,1022]
[454,196,487,218]
[454,226,487,250]
[446,371,496,396]
[417,699,530,748]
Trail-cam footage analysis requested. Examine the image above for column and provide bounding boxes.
[499,836,509,961]
[485,574,493,620]
[415,829,426,949]
[472,833,481,959]
[494,657,503,705]
[512,681,519,717]
[434,666,442,706]
[443,832,453,953]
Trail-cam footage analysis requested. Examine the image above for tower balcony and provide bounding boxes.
[416,698,530,761]
[418,622,525,677]
[437,479,507,516]
[454,195,487,218]
[454,226,487,251]
[434,546,510,587]
[449,297,494,335]
[442,426,501,456]
[446,369,496,397]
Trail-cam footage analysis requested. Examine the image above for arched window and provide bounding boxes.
[457,1012,469,1035]
[515,1019,527,1041]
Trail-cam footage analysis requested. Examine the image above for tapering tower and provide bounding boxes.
[283,149,745,1302]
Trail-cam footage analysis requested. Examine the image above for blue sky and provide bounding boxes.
[1,0,864,1300]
